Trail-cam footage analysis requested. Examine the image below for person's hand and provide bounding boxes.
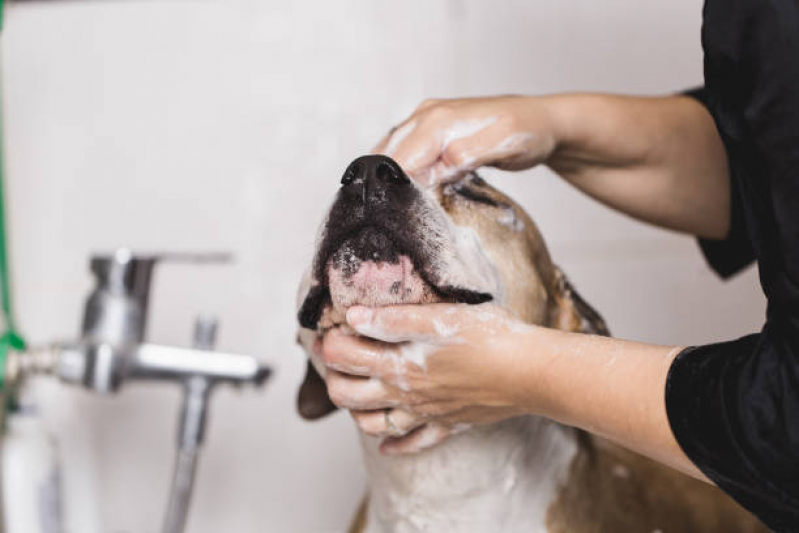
[320,303,536,454]
[372,96,559,186]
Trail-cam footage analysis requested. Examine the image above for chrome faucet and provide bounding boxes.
[10,249,271,533]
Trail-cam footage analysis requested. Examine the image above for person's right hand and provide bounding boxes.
[372,96,559,187]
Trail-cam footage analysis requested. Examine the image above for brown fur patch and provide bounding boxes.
[545,438,768,533]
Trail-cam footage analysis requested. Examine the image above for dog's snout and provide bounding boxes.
[340,155,410,202]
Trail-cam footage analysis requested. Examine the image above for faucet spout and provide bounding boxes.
[132,344,271,386]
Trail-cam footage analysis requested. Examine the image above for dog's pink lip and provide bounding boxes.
[326,254,436,311]
[346,256,413,294]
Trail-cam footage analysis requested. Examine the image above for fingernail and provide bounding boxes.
[347,306,374,327]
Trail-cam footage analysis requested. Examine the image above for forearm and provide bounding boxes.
[536,93,730,239]
[511,325,708,482]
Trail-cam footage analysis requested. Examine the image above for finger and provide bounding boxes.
[373,118,419,157]
[372,98,442,156]
[350,408,423,437]
[441,126,515,170]
[389,113,448,178]
[321,328,393,376]
[346,304,460,343]
[379,423,451,455]
[371,133,391,155]
[322,328,431,392]
[427,126,538,186]
[414,98,441,112]
[325,370,398,410]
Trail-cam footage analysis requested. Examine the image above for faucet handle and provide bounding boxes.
[83,250,233,345]
[154,252,233,265]
[192,316,218,351]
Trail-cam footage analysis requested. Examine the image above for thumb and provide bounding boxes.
[346,304,452,343]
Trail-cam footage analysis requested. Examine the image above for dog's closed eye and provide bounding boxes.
[453,185,506,207]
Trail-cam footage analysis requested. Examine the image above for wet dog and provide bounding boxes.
[295,155,767,533]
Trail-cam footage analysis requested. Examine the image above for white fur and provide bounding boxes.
[361,417,578,533]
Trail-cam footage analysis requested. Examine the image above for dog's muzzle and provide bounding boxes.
[298,155,493,330]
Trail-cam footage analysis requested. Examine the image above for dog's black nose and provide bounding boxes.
[340,155,410,203]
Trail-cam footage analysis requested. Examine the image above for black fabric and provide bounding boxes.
[687,85,757,278]
[665,1,799,531]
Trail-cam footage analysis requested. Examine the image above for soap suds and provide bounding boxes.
[498,207,525,232]
[432,317,460,338]
[405,145,435,172]
[439,117,498,151]
[363,377,387,398]
[386,350,410,391]
[485,132,537,158]
[399,341,434,370]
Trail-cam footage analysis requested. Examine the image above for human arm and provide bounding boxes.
[375,94,730,239]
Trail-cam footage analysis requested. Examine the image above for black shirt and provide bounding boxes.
[665,0,799,531]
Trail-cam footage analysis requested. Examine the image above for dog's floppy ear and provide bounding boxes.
[295,271,338,420]
[298,285,329,330]
[295,327,339,420]
[549,266,610,336]
[297,359,338,420]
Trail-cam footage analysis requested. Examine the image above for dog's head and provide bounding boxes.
[295,155,607,419]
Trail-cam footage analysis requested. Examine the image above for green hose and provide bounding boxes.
[0,0,26,398]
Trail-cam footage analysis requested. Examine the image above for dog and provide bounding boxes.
[295,155,767,533]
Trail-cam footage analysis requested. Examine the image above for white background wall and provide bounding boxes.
[1,1,765,532]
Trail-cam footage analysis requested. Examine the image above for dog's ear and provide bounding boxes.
[549,266,610,336]
[295,271,338,420]
[298,285,329,330]
[295,329,338,420]
[297,359,338,420]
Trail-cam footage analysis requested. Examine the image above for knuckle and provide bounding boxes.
[361,424,381,437]
[444,145,472,167]
[322,334,349,365]
[397,391,424,408]
[417,98,440,111]
[422,103,450,123]
[321,335,337,361]
[354,416,373,434]
[325,378,346,406]
[354,413,382,436]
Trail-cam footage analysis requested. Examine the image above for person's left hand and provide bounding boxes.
[320,303,537,454]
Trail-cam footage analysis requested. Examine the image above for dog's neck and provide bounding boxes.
[359,416,579,533]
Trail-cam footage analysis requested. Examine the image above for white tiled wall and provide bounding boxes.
[1,1,765,532]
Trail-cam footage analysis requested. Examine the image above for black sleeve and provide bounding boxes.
[666,2,799,531]
[683,87,756,279]
[667,336,799,532]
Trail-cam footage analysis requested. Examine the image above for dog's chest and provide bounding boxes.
[360,417,578,533]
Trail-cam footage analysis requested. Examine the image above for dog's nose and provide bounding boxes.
[340,155,410,203]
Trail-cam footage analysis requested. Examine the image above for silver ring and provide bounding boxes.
[384,409,401,436]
